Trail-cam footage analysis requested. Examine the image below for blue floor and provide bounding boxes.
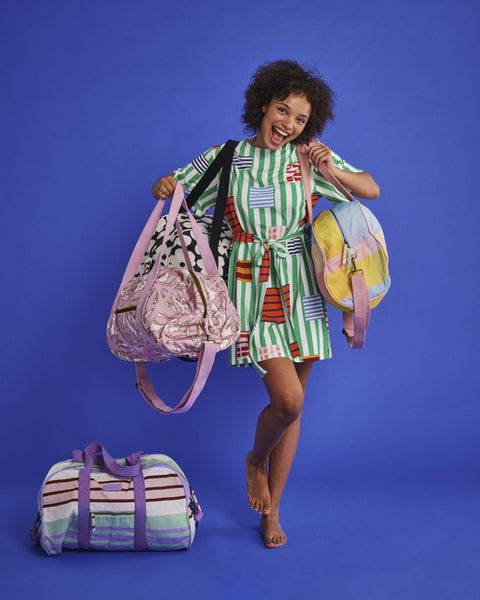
[4,464,479,600]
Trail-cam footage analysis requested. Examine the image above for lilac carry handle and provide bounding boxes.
[72,443,142,476]
[297,143,370,349]
[76,443,146,551]
[135,343,217,414]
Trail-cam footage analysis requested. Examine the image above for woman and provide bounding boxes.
[152,60,379,548]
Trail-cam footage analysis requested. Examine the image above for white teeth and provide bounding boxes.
[274,126,288,138]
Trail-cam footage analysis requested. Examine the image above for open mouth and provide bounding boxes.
[271,126,288,145]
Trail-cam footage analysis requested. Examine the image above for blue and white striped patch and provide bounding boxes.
[249,186,275,209]
[287,238,303,255]
[302,295,325,320]
[233,155,253,170]
[192,154,209,174]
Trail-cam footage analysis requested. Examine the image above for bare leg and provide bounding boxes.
[261,362,312,548]
[246,358,311,520]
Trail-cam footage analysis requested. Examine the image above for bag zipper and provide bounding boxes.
[89,510,136,532]
[329,209,357,270]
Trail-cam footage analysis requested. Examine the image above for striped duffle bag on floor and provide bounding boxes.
[29,442,203,556]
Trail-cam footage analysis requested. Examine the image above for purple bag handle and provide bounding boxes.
[73,443,142,477]
[135,341,217,414]
[75,443,146,550]
[297,142,370,349]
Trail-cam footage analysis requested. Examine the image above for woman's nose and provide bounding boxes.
[282,115,295,132]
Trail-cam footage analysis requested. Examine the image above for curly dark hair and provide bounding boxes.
[241,60,335,145]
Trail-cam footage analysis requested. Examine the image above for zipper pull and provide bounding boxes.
[347,247,352,269]
[90,512,96,532]
[342,242,348,266]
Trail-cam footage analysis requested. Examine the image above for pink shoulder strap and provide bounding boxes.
[297,142,369,349]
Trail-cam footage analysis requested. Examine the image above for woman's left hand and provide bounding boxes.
[308,143,335,170]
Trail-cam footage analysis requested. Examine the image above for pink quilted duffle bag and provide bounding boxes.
[107,183,240,414]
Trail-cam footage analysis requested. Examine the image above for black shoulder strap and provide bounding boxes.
[185,139,238,264]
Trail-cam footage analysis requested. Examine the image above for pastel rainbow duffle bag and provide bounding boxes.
[298,144,390,349]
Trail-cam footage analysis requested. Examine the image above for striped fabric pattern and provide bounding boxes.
[35,455,199,556]
[173,140,363,367]
[289,341,301,358]
[225,196,242,233]
[192,153,210,174]
[249,185,275,209]
[302,295,325,321]
[233,155,253,169]
[259,249,271,282]
[235,260,253,282]
[286,237,303,255]
[312,150,363,203]
[261,285,291,323]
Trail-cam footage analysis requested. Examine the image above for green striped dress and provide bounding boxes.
[173,140,363,373]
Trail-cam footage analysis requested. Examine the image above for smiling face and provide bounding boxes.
[250,93,312,150]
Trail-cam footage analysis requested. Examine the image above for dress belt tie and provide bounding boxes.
[232,230,306,376]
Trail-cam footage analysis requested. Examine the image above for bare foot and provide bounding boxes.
[246,451,271,515]
[260,514,287,549]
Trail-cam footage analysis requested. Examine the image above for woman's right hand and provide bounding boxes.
[151,175,177,200]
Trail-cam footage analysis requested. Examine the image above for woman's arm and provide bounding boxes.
[309,144,380,200]
[151,144,225,207]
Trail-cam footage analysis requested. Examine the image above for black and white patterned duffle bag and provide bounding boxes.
[136,212,233,282]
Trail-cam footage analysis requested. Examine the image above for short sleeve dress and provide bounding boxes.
[173,140,363,373]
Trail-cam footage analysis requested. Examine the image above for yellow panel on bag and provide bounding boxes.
[324,249,388,304]
[312,213,345,257]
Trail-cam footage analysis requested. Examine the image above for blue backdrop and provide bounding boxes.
[1,0,479,598]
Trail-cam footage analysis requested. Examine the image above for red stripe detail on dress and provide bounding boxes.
[232,231,254,243]
[235,260,253,282]
[236,331,250,360]
[286,162,302,182]
[259,249,270,282]
[300,195,321,226]
[261,288,285,323]
[225,196,243,233]
[289,342,301,358]
[282,284,291,315]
